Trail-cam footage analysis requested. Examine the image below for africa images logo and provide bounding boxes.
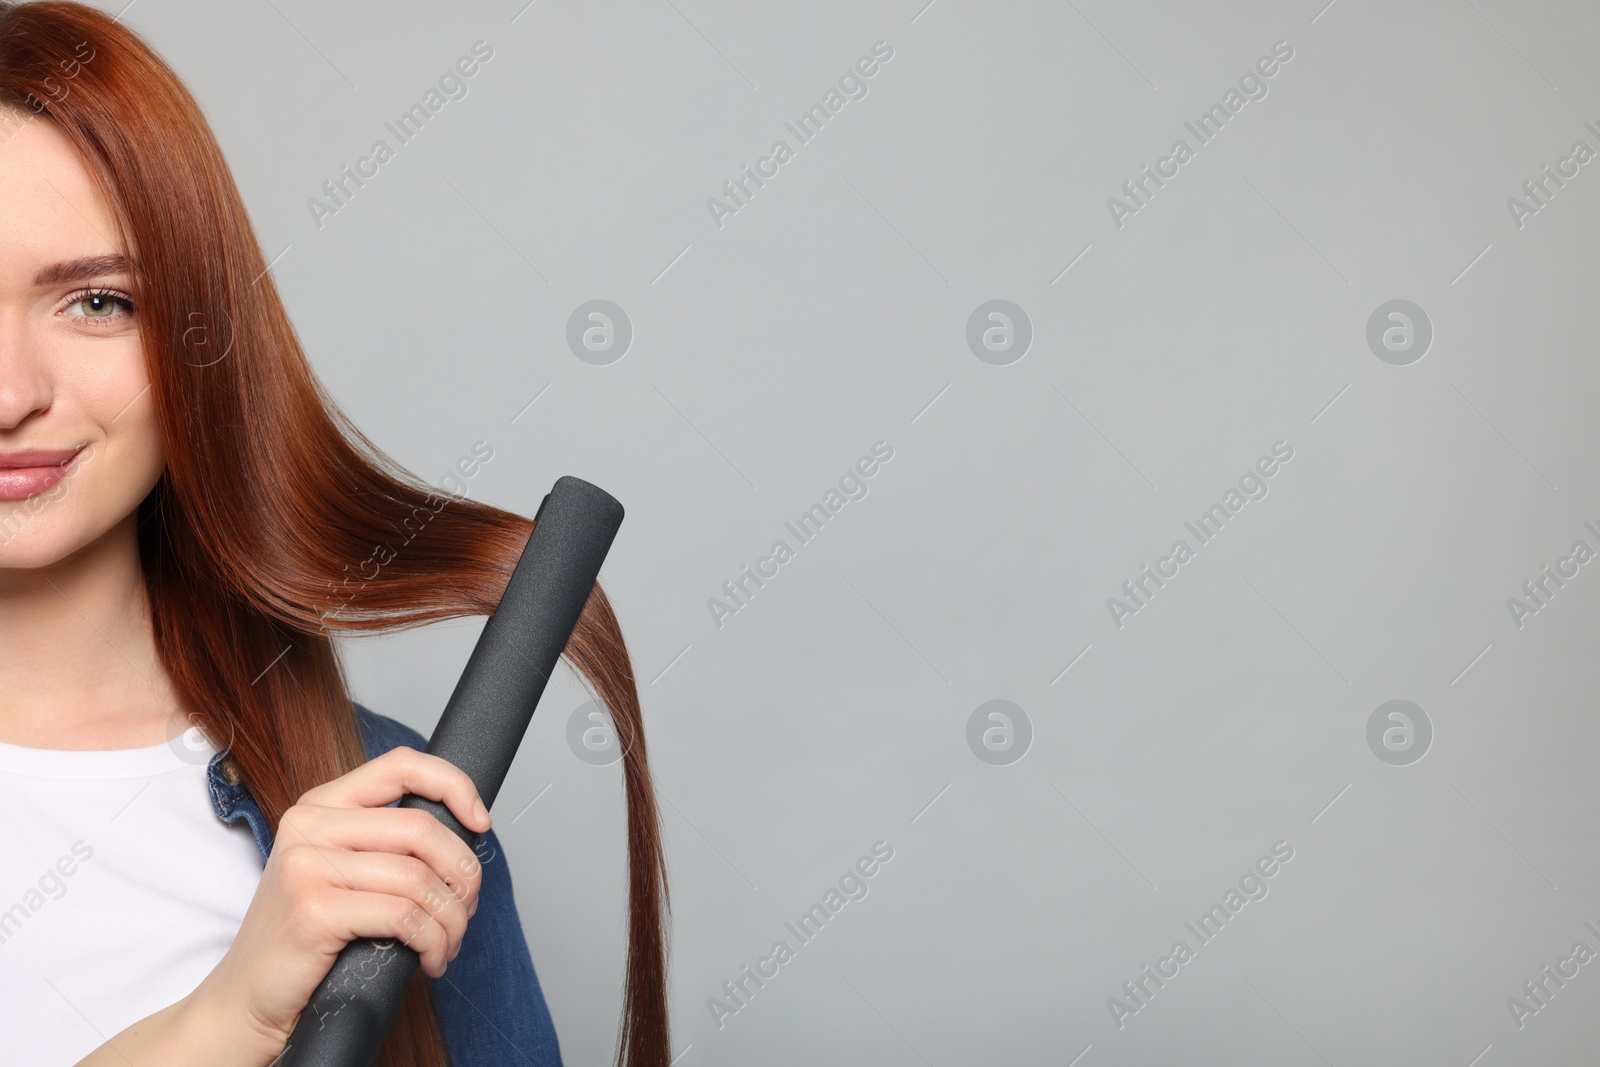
[1106,441,1295,629]
[1106,40,1295,230]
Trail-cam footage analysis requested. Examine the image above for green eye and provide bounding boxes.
[65,288,135,323]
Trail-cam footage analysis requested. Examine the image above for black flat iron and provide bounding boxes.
[274,474,624,1067]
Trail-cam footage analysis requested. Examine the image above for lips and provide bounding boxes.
[0,445,85,502]
[0,446,82,469]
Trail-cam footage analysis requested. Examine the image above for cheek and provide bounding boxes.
[82,335,161,463]
[0,337,164,572]
[103,367,166,506]
[98,334,152,407]
[61,406,162,552]
[113,397,166,492]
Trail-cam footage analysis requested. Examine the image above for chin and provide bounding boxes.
[0,504,104,570]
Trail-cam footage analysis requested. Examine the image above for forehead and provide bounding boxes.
[0,108,123,279]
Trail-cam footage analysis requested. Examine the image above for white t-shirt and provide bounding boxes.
[0,726,266,1065]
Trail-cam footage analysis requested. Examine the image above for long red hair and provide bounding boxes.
[0,4,670,1065]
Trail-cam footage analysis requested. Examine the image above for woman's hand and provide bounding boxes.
[186,745,493,1062]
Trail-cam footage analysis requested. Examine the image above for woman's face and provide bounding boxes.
[0,106,163,571]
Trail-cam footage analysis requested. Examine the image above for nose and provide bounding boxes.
[0,301,53,431]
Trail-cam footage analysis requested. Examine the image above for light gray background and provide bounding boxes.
[103,0,1600,1063]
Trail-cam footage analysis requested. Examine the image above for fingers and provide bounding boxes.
[265,747,492,982]
[323,886,466,977]
[302,846,477,920]
[325,851,474,976]
[270,844,480,978]
[275,805,485,915]
[297,746,492,835]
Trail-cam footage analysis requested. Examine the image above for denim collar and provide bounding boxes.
[206,746,275,859]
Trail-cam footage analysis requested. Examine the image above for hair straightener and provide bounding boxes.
[274,474,625,1067]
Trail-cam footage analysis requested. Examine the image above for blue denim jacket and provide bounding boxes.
[204,703,564,1066]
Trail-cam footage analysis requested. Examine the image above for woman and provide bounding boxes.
[0,3,669,1065]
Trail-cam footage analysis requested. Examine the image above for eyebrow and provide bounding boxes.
[33,253,131,288]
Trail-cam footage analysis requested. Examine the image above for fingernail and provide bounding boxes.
[474,799,490,826]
